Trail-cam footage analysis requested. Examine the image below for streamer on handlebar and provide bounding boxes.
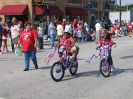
[86,50,100,64]
[44,47,57,66]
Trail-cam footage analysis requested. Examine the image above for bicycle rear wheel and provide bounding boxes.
[100,59,111,77]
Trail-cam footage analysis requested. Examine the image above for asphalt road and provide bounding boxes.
[0,36,133,99]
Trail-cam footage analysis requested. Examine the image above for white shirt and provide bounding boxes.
[57,24,63,35]
[95,23,101,31]
[37,27,43,37]
[65,25,72,34]
[11,25,20,38]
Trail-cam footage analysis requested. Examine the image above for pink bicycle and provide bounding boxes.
[50,46,78,82]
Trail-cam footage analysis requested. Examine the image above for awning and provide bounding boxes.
[66,7,88,16]
[0,4,28,15]
[35,5,64,15]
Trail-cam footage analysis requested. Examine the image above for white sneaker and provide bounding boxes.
[111,65,115,72]
[0,50,3,54]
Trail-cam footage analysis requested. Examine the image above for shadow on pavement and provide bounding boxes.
[112,68,133,76]
[62,70,101,81]
[120,55,133,59]
[38,66,52,70]
[63,68,133,81]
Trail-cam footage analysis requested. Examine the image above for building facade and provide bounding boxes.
[0,0,110,28]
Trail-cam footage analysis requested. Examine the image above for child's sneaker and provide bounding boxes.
[111,64,115,72]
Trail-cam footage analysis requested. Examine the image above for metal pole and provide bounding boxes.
[47,4,49,37]
[127,0,128,11]
[119,0,121,27]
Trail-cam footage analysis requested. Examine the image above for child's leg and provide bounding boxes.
[5,40,9,52]
[2,41,5,52]
[108,53,113,66]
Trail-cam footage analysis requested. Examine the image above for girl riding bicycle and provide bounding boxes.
[55,28,79,62]
[96,30,116,72]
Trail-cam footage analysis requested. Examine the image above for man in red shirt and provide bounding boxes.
[72,19,77,29]
[61,19,66,30]
[128,23,132,37]
[18,21,38,71]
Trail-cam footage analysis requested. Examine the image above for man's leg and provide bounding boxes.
[41,37,44,49]
[96,31,98,44]
[50,34,54,47]
[10,38,14,52]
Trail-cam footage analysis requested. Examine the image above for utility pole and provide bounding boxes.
[127,0,128,11]
[120,0,121,27]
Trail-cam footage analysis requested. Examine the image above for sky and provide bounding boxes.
[116,0,133,6]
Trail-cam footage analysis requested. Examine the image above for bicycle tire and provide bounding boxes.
[50,62,65,82]
[69,61,78,75]
[100,59,111,77]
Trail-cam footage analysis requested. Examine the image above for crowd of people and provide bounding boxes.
[0,16,133,71]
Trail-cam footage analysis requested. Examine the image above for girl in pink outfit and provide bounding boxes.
[77,22,83,44]
[2,23,9,52]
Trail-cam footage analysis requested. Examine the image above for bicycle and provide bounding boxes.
[97,45,112,77]
[50,46,78,82]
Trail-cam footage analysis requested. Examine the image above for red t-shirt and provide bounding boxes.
[61,22,66,29]
[2,28,8,37]
[72,21,77,29]
[99,38,114,46]
[128,24,132,30]
[114,25,118,31]
[20,29,38,51]
[59,37,74,51]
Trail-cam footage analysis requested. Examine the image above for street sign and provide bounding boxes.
[35,0,45,6]
[110,0,116,7]
[86,4,92,10]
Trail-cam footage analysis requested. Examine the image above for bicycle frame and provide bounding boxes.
[58,46,72,69]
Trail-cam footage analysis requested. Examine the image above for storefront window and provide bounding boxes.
[5,15,28,27]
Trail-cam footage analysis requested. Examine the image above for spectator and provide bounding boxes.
[77,22,83,44]
[37,23,44,49]
[18,21,23,34]
[57,21,63,43]
[11,20,20,53]
[2,23,9,53]
[114,24,119,37]
[9,17,16,52]
[95,20,101,44]
[72,19,77,29]
[61,19,66,30]
[128,23,132,37]
[48,20,57,48]
[17,21,38,71]
[54,19,58,27]
[65,21,73,35]
[0,17,3,54]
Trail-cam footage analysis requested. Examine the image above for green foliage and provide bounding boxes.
[109,4,133,12]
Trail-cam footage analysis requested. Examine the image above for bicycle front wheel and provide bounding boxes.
[50,62,65,82]
[100,59,111,77]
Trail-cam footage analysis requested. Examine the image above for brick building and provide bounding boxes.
[0,0,110,28]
